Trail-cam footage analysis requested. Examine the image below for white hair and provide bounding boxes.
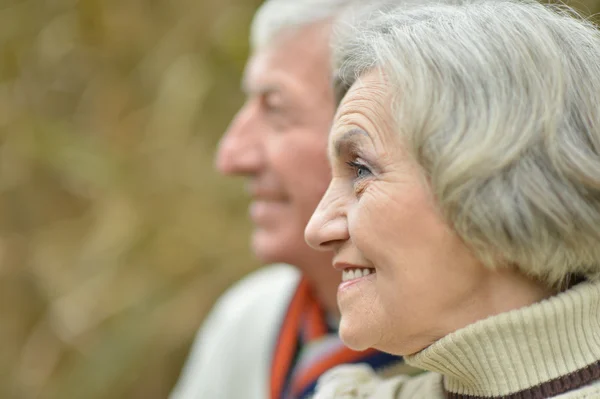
[334,0,600,287]
[249,0,444,50]
[250,0,357,50]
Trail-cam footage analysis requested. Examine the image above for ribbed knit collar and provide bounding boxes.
[405,280,600,398]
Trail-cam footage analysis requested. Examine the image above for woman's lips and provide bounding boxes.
[341,267,375,282]
[338,270,376,290]
[335,264,377,291]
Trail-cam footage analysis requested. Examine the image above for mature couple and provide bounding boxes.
[172,0,600,398]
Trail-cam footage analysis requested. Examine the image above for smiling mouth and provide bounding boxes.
[341,268,376,282]
[247,183,288,202]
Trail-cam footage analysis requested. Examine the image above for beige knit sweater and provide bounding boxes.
[313,280,600,399]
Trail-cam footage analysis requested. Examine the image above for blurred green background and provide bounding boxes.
[1,1,599,398]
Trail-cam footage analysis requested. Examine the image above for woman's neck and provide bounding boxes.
[406,279,600,398]
[481,266,557,314]
[452,266,555,334]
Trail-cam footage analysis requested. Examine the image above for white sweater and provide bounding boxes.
[170,264,300,399]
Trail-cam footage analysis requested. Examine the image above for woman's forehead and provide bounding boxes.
[335,72,389,116]
[332,72,391,132]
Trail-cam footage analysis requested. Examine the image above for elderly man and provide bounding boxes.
[169,1,415,399]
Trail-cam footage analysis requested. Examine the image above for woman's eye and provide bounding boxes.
[346,161,372,179]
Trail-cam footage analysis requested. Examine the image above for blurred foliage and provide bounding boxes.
[0,1,599,399]
[0,0,262,398]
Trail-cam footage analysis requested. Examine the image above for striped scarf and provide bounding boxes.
[270,278,404,399]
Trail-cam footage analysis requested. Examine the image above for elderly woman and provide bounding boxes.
[304,0,600,398]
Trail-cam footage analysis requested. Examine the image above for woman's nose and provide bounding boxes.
[305,186,350,251]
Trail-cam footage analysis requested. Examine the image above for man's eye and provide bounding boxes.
[264,101,283,114]
[346,161,372,179]
[262,93,285,114]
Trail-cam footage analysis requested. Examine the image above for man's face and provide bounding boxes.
[216,23,336,271]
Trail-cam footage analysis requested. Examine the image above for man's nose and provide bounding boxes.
[305,186,350,251]
[215,105,263,176]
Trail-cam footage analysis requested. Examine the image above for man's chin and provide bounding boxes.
[251,229,297,265]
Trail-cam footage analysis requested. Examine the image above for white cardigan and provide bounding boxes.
[170,264,301,399]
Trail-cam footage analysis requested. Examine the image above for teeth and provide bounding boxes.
[342,270,350,282]
[342,269,352,282]
[342,268,375,282]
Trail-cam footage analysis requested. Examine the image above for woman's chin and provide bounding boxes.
[339,318,374,351]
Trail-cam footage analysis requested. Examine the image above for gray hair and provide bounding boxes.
[250,0,358,50]
[250,0,434,50]
[334,0,600,287]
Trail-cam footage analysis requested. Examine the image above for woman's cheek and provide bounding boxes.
[348,201,379,259]
[353,178,371,197]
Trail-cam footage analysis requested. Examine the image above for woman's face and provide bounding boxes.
[305,71,493,355]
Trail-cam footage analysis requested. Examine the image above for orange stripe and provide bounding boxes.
[291,347,380,396]
[304,299,327,340]
[270,278,309,399]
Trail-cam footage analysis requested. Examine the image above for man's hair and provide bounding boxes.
[250,0,435,50]
[333,0,600,287]
[249,0,357,50]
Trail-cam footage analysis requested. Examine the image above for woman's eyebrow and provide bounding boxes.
[332,128,369,158]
